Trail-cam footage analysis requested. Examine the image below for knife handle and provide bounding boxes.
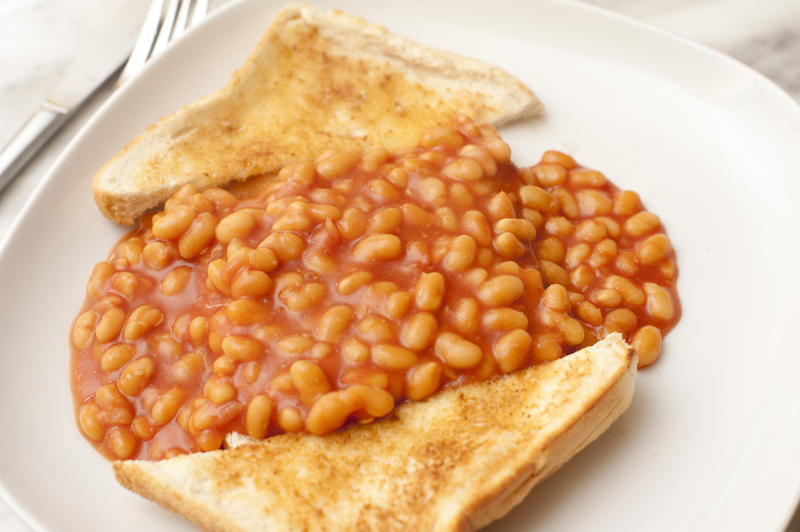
[0,103,71,193]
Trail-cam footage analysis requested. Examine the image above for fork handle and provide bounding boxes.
[0,102,71,192]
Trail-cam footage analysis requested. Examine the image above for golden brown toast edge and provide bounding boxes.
[113,334,635,532]
[91,3,543,225]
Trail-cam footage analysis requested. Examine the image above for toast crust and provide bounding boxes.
[114,334,635,532]
[92,3,543,224]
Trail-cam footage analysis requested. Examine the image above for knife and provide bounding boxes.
[0,0,147,192]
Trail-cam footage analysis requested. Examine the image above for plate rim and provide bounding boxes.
[1,0,799,530]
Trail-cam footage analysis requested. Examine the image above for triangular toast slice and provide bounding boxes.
[93,3,543,224]
[113,334,635,531]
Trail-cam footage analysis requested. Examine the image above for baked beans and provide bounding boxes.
[71,115,680,460]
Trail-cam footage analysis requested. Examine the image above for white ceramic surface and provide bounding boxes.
[0,0,799,530]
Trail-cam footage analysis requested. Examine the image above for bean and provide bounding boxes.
[483,136,511,163]
[604,308,638,334]
[305,393,352,435]
[353,234,403,261]
[161,266,192,296]
[636,234,672,265]
[152,205,195,240]
[532,333,563,362]
[78,402,105,441]
[204,380,237,405]
[386,291,413,319]
[483,308,529,330]
[87,262,115,297]
[538,237,566,263]
[415,272,445,311]
[342,337,370,363]
[178,212,217,259]
[101,343,135,372]
[95,307,126,343]
[644,282,675,321]
[614,190,641,216]
[111,272,137,299]
[246,395,273,439]
[402,203,434,227]
[174,352,204,381]
[406,362,442,401]
[221,335,263,361]
[231,269,273,298]
[342,384,394,418]
[316,149,361,180]
[225,299,271,325]
[486,192,515,221]
[577,301,603,326]
[570,265,596,289]
[368,207,402,233]
[519,186,555,213]
[317,305,354,341]
[107,427,138,459]
[540,150,576,169]
[203,187,237,209]
[272,212,312,232]
[435,332,483,369]
[418,177,447,206]
[442,158,484,181]
[123,305,163,340]
[338,208,369,240]
[570,169,607,187]
[400,312,438,351]
[338,271,373,295]
[278,407,304,433]
[151,387,186,425]
[604,276,646,306]
[632,326,663,367]
[259,232,306,261]
[372,344,418,370]
[462,210,492,246]
[540,260,570,286]
[118,357,155,396]
[545,216,573,236]
[453,297,480,336]
[494,329,532,373]
[592,288,623,307]
[443,234,477,272]
[216,211,255,243]
[450,183,475,212]
[624,211,660,237]
[541,284,569,311]
[72,311,98,348]
[532,164,567,186]
[477,275,524,306]
[277,335,313,354]
[554,189,579,218]
[291,360,331,403]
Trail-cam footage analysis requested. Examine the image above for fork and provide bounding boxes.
[0,0,209,192]
[116,0,209,87]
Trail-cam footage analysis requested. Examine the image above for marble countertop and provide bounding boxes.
[1,0,798,530]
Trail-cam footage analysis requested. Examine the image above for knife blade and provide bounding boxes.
[0,0,148,192]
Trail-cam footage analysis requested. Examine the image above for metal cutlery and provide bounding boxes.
[0,0,208,193]
[117,0,209,87]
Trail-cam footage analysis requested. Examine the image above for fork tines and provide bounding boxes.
[116,0,209,87]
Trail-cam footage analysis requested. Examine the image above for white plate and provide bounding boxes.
[2,0,799,530]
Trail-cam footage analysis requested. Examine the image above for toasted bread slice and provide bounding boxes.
[93,3,543,224]
[113,334,635,532]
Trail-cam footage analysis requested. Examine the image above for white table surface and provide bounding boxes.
[1,0,799,530]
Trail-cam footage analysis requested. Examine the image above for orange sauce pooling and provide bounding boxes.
[70,116,680,460]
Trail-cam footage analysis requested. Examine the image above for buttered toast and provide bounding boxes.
[92,3,543,224]
[114,334,636,532]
